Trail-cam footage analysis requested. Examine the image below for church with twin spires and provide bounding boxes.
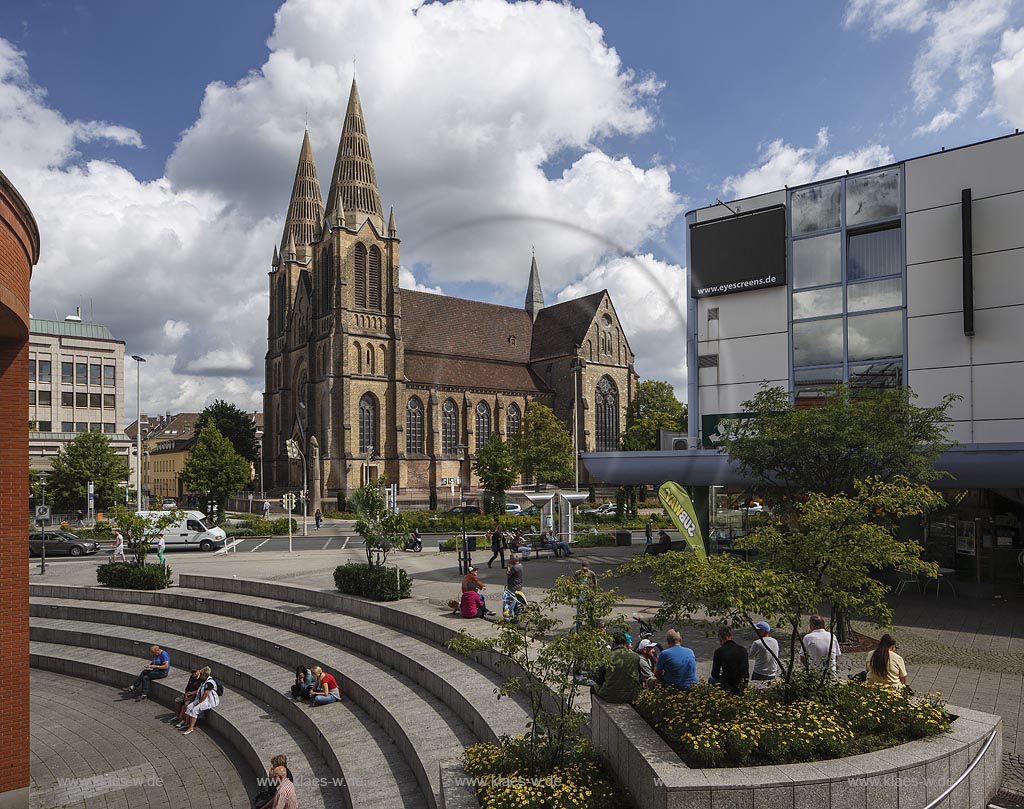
[264,79,637,508]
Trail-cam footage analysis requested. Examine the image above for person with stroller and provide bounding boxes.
[502,554,527,620]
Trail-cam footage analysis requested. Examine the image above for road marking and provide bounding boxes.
[342,537,350,549]
[322,538,333,550]
[250,537,273,553]
[215,539,244,555]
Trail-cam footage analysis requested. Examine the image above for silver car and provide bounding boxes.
[29,531,100,557]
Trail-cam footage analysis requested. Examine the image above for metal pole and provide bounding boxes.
[288,496,293,554]
[302,453,308,537]
[131,355,146,510]
[573,364,579,493]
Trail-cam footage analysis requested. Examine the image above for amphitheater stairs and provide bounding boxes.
[29,575,533,809]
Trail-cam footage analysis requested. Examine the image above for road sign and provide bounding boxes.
[34,505,51,520]
[282,493,296,510]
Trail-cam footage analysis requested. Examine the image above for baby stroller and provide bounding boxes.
[502,587,528,622]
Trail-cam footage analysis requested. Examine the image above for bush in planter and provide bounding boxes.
[570,533,616,548]
[97,561,173,590]
[333,563,411,601]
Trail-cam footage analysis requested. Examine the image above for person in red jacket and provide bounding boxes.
[309,666,341,706]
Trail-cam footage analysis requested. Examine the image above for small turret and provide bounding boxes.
[272,244,280,270]
[388,206,397,238]
[286,232,297,261]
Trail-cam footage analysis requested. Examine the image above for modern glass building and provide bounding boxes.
[583,132,1024,596]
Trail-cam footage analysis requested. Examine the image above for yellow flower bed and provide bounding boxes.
[634,680,951,768]
[463,738,619,809]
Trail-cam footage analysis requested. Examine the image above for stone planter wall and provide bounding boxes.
[439,761,478,809]
[591,696,1002,809]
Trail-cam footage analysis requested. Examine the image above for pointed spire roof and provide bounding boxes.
[525,252,545,322]
[387,205,397,237]
[286,231,297,261]
[324,78,384,232]
[331,191,345,229]
[272,243,280,269]
[279,129,324,254]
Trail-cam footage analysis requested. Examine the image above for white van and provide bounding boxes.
[137,510,227,552]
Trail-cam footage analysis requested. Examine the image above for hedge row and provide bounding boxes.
[96,561,173,590]
[333,563,411,601]
[225,517,298,537]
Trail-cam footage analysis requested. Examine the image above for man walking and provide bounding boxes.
[263,500,271,520]
[122,644,170,701]
[748,621,780,681]
[487,523,506,568]
[645,518,654,544]
[800,614,842,675]
[710,628,749,694]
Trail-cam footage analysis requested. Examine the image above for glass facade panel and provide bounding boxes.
[89,363,101,385]
[846,169,900,226]
[793,318,844,367]
[75,392,88,407]
[848,227,901,281]
[28,389,35,405]
[103,394,115,408]
[75,422,87,433]
[61,362,73,384]
[847,311,903,362]
[90,393,101,408]
[38,360,51,382]
[792,286,842,320]
[103,423,115,433]
[849,361,902,389]
[61,422,73,433]
[847,277,902,312]
[61,392,73,407]
[791,182,841,235]
[103,365,115,386]
[794,366,843,401]
[76,363,87,385]
[38,390,51,405]
[38,420,51,432]
[792,233,841,289]
[28,359,35,381]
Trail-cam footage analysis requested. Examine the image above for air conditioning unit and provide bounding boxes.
[658,430,699,451]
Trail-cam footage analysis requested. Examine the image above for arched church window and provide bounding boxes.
[406,397,424,455]
[369,246,383,310]
[359,393,377,456]
[505,403,521,438]
[441,399,458,456]
[354,243,367,308]
[475,402,491,451]
[594,376,619,452]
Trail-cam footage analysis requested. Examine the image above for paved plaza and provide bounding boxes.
[27,535,1024,806]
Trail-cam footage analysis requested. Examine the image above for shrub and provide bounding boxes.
[97,561,173,590]
[633,680,952,767]
[570,533,616,548]
[333,563,411,601]
[74,523,114,539]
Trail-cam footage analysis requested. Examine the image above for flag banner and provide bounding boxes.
[657,481,707,562]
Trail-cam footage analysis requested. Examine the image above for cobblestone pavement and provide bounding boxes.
[30,670,254,809]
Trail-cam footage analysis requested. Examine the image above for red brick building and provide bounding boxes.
[0,168,39,809]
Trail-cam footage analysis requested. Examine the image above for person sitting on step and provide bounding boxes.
[121,644,170,702]
[291,665,316,700]
[173,667,203,723]
[308,666,341,706]
[180,667,220,734]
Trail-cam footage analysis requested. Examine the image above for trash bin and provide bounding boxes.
[615,529,632,547]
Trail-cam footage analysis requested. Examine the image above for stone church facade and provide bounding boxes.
[264,80,637,508]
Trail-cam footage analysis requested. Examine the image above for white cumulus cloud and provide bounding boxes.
[991,26,1024,125]
[721,128,894,199]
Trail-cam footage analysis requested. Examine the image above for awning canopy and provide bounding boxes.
[581,443,1024,489]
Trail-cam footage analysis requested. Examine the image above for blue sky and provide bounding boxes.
[1,0,1022,417]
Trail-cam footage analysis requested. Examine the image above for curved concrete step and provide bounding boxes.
[30,581,533,745]
[29,619,426,809]
[31,597,474,806]
[28,641,342,809]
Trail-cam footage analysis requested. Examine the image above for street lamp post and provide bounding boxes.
[285,438,308,536]
[38,471,49,574]
[131,354,146,510]
[455,443,470,574]
[570,357,585,492]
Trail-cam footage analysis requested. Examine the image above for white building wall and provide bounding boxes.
[904,134,1024,444]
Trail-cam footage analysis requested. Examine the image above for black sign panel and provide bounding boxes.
[690,206,787,297]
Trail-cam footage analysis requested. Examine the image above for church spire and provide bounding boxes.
[324,78,384,232]
[525,251,545,322]
[279,129,324,256]
[387,205,397,238]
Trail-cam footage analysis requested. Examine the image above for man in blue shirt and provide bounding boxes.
[655,629,697,690]
[123,644,171,701]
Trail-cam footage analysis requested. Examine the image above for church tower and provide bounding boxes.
[525,253,545,322]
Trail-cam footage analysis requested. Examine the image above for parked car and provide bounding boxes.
[161,498,177,510]
[520,505,542,516]
[447,504,484,515]
[29,531,100,557]
[504,503,523,515]
[583,503,616,516]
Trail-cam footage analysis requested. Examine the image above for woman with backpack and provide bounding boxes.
[181,666,221,734]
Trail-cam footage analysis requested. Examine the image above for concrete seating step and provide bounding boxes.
[30,581,532,745]
[31,597,475,806]
[29,619,426,809]
[28,641,342,809]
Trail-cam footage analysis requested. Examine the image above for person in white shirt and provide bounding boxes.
[112,530,126,562]
[800,614,841,674]
[748,621,780,681]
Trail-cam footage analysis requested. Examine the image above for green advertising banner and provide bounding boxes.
[657,481,708,562]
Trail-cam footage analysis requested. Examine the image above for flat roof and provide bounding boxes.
[30,318,120,341]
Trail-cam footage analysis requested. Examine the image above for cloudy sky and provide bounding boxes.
[2,0,1023,420]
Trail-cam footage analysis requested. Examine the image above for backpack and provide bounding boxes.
[208,677,225,696]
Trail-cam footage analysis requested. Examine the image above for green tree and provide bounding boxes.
[621,379,687,451]
[180,423,250,522]
[352,476,408,567]
[449,570,628,773]
[109,504,182,565]
[511,402,573,487]
[47,432,130,510]
[195,400,259,463]
[473,434,518,513]
[722,385,957,505]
